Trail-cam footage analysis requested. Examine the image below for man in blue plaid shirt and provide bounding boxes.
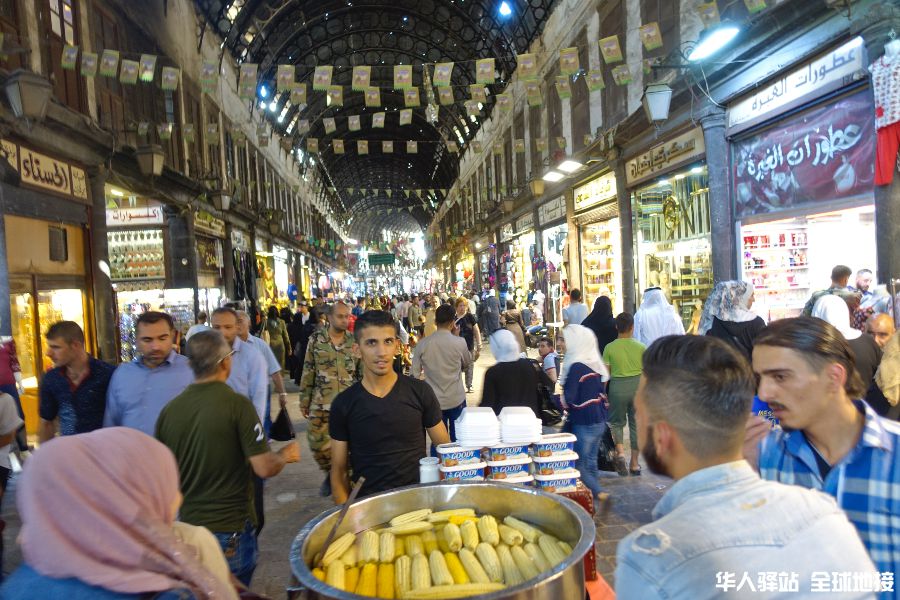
[747,316,900,579]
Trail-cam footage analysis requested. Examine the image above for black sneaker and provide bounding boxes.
[319,474,332,497]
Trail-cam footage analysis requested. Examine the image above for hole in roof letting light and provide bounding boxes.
[268,101,277,111]
[259,85,268,98]
[499,1,512,17]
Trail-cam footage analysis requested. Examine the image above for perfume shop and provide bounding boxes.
[627,127,712,331]
[537,195,568,324]
[499,213,536,307]
[193,210,226,318]
[573,172,622,314]
[728,37,876,320]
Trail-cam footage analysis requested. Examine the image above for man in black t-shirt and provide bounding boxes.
[454,298,482,393]
[330,310,450,502]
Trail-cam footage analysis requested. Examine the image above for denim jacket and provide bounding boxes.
[615,461,878,599]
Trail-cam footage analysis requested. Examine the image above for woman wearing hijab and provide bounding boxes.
[501,299,527,353]
[263,305,291,369]
[633,287,685,346]
[559,325,611,506]
[1,427,237,599]
[580,296,618,354]
[287,309,305,382]
[812,294,882,387]
[698,280,767,359]
[481,329,542,417]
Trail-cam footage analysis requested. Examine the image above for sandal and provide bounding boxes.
[613,455,629,477]
[629,467,642,476]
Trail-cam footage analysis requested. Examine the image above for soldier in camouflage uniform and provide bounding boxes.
[299,300,358,496]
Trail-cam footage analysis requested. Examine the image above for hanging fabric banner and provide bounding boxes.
[465,100,480,117]
[139,54,157,82]
[559,47,579,76]
[138,121,151,136]
[352,66,371,91]
[476,58,495,84]
[493,143,503,155]
[525,80,542,106]
[313,65,333,91]
[100,49,120,77]
[327,85,343,106]
[404,190,411,198]
[61,45,78,70]
[160,67,180,90]
[514,139,525,153]
[535,138,548,152]
[472,141,483,153]
[257,125,269,147]
[298,119,310,134]
[399,109,413,125]
[323,117,337,134]
[639,23,664,51]
[599,36,624,64]
[383,141,394,153]
[183,124,195,143]
[433,62,454,87]
[555,76,572,100]
[373,112,386,128]
[386,190,393,198]
[744,0,767,14]
[307,138,319,153]
[394,65,413,89]
[556,137,567,150]
[438,87,454,105]
[157,123,174,141]
[276,64,295,92]
[348,115,361,131]
[332,139,345,154]
[447,141,459,153]
[238,63,258,98]
[232,129,246,143]
[697,2,720,26]
[587,69,606,92]
[518,53,538,79]
[612,65,632,86]
[119,60,139,85]
[407,141,418,154]
[81,52,98,77]
[290,82,307,105]
[469,85,487,103]
[404,88,421,107]
[358,140,369,154]
[364,87,381,107]
[497,92,512,112]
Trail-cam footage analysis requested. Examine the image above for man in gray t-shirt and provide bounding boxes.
[562,289,589,325]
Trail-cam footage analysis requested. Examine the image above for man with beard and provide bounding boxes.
[615,335,875,599]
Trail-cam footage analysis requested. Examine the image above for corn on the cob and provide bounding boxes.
[459,519,479,551]
[498,524,523,546]
[477,515,500,546]
[428,549,454,587]
[406,534,425,557]
[457,548,490,584]
[444,552,470,585]
[447,515,480,525]
[377,562,395,598]
[385,521,434,535]
[312,567,326,582]
[510,545,540,580]
[380,531,396,563]
[325,559,346,590]
[496,544,524,586]
[389,509,433,527]
[474,542,503,583]
[502,516,542,543]
[340,544,358,568]
[322,532,357,567]
[436,532,451,554]
[421,530,439,554]
[399,583,506,599]
[360,530,381,564]
[395,536,406,557]
[411,554,431,591]
[394,555,412,597]
[345,566,360,593]
[442,522,462,552]
[523,542,551,572]
[357,563,378,595]
[427,508,476,523]
[558,540,573,554]
[538,534,566,567]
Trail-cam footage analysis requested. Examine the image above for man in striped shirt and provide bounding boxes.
[747,316,900,578]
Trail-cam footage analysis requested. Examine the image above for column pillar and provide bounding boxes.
[699,105,734,283]
[613,158,636,312]
[223,222,236,300]
[88,169,117,361]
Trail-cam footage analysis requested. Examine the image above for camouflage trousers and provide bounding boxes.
[307,405,332,472]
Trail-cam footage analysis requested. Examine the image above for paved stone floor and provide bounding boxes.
[1,341,669,596]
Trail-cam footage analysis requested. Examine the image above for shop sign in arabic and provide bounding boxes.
[732,90,874,218]
[574,173,617,211]
[0,139,89,203]
[515,212,534,234]
[194,210,225,237]
[626,128,705,186]
[539,196,566,224]
[727,37,866,132]
[106,201,165,225]
[500,223,515,242]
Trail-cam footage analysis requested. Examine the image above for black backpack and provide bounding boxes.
[528,358,562,426]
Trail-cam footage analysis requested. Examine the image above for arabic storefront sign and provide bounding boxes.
[626,128,705,186]
[500,223,515,242]
[732,90,874,219]
[539,196,566,225]
[574,173,617,212]
[196,235,224,272]
[727,37,865,133]
[194,210,225,237]
[106,200,165,226]
[0,139,89,203]
[231,230,250,251]
[515,212,534,234]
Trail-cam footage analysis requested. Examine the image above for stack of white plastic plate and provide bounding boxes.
[455,407,500,447]
[498,407,543,444]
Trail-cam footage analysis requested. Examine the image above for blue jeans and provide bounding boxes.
[213,520,258,586]
[430,401,466,456]
[571,422,605,498]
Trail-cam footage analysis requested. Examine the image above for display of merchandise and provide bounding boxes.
[108,229,165,280]
[741,226,811,320]
[116,289,196,361]
[580,219,622,313]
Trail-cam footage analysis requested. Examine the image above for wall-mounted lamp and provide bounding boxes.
[642,83,673,124]
[210,190,232,211]
[135,145,165,177]
[529,178,545,197]
[4,70,52,121]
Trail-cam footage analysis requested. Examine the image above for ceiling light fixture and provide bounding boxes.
[542,171,564,182]
[558,160,583,173]
[688,22,740,62]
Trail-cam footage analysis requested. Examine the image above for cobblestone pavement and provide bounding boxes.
[1,339,669,595]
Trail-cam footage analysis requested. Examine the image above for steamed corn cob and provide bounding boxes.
[459,519,479,551]
[502,516,542,543]
[428,550,454,587]
[538,534,567,567]
[475,542,504,583]
[444,552,469,585]
[325,559,346,590]
[394,536,406,557]
[357,563,378,595]
[377,562,395,599]
[322,532,357,567]
[406,534,425,557]
[312,567,326,582]
[380,531,396,563]
[421,530,439,554]
[477,515,500,546]
[345,566,360,593]
[394,555,412,597]
[558,540,573,554]
[448,515,480,525]
[360,530,381,564]
[496,543,524,586]
[385,521,434,535]
[523,542,551,572]
[510,545,540,580]
[399,583,505,599]
[498,524,524,546]
[411,554,431,591]
[427,508,476,523]
[457,547,490,584]
[442,522,462,552]
[340,544,358,568]
[389,509,432,527]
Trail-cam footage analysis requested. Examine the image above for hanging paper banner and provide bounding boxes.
[514,139,525,153]
[469,85,487,104]
[323,117,337,134]
[407,141,418,154]
[232,129,246,143]
[238,63,258,99]
[119,59,139,85]
[205,122,218,143]
[307,138,319,153]
[348,188,355,195]
[139,54,157,82]
[403,190,411,198]
[472,141,483,153]
[599,35,624,64]
[584,134,593,147]
[274,64,293,92]
[333,140,345,154]
[360,188,367,196]
[404,88,421,107]
[555,76,572,100]
[438,87,454,105]
[525,80,542,106]
[290,82,307,105]
[612,64,632,86]
[160,67,180,91]
[744,0,767,14]
[399,109,413,126]
[81,52,98,77]
[492,143,503,155]
[364,87,381,108]
[535,138,548,152]
[157,123,174,141]
[99,49,120,77]
[138,121,150,136]
[183,123,195,143]
[556,137,567,150]
[643,59,656,75]
[518,53,538,79]
[413,189,421,197]
[347,66,369,92]
[358,140,369,154]
[373,112,386,128]
[587,69,606,92]
[348,115,361,131]
[639,22,664,51]
[559,47,579,76]
[257,125,269,147]
[383,140,394,153]
[298,119,310,134]
[386,190,393,198]
[465,100,480,117]
[497,92,512,112]
[61,45,78,70]
[476,58,495,84]
[394,64,413,89]
[313,65,333,91]
[433,62,454,87]
[327,85,343,106]
[697,2,720,26]
[447,141,459,153]
[198,61,221,95]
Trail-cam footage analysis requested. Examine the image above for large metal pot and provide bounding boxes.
[289,482,596,599]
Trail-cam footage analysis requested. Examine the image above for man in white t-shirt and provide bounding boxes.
[537,336,559,384]
[562,289,589,325]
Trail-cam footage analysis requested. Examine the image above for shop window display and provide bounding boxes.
[580,219,622,314]
[107,229,165,280]
[541,225,567,323]
[114,287,195,361]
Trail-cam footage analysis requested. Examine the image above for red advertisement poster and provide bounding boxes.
[732,90,875,218]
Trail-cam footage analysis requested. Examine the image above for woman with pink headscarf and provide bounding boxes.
[1,427,237,599]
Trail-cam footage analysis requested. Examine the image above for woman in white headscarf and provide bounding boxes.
[812,294,882,386]
[633,287,685,346]
[559,325,610,506]
[481,329,542,417]
[698,280,767,359]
